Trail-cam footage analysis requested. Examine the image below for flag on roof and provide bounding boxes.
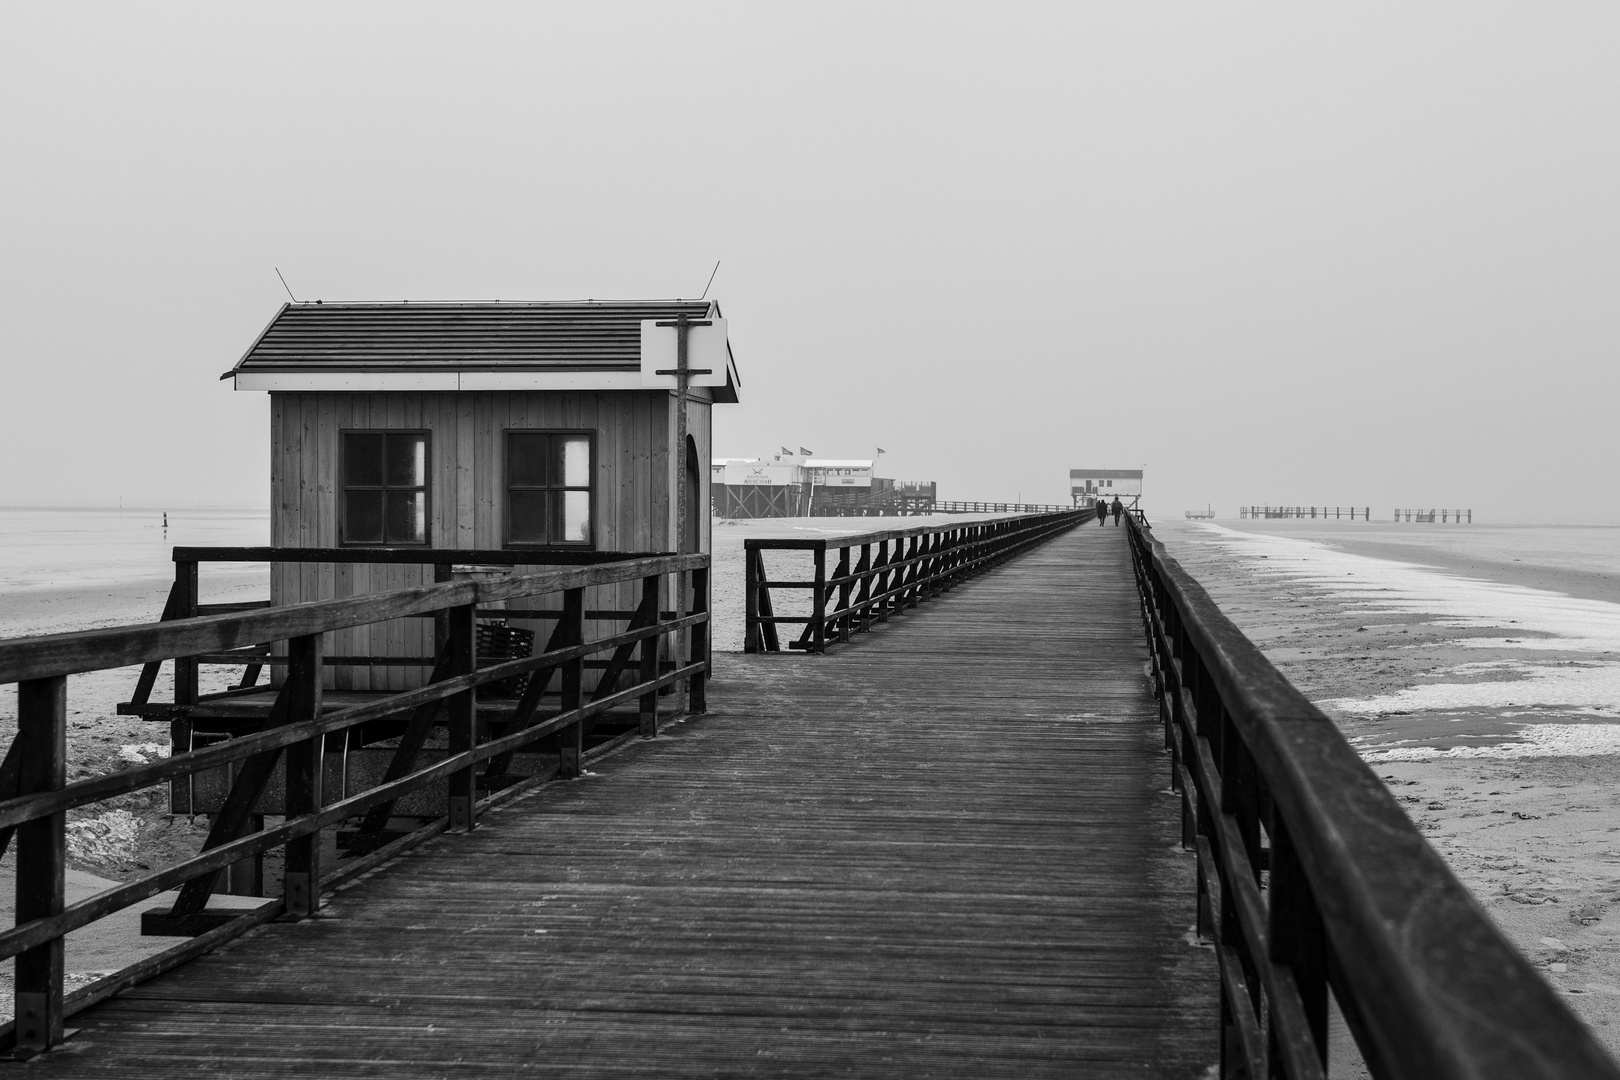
[781,446,793,456]
[799,446,813,456]
[876,447,886,454]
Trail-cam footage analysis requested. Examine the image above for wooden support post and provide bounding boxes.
[811,546,827,654]
[689,566,709,714]
[558,588,584,779]
[755,550,779,652]
[444,602,477,834]
[174,559,199,708]
[1267,815,1329,1073]
[873,541,892,622]
[853,544,872,632]
[834,547,852,643]
[639,574,660,737]
[14,676,66,1059]
[282,633,325,917]
[744,544,759,653]
[433,563,453,655]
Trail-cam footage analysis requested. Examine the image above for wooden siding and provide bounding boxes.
[270,390,702,691]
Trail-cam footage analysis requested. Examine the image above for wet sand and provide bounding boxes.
[1157,519,1620,1050]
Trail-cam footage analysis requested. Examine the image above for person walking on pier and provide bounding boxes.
[1110,497,1124,526]
[1096,498,1108,526]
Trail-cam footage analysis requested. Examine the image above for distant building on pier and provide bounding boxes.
[711,450,937,517]
[1070,468,1142,509]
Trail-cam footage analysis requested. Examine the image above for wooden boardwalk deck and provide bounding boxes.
[36,525,1216,1077]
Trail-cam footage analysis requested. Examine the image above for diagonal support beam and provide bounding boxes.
[355,643,457,835]
[168,634,320,916]
[589,584,659,704]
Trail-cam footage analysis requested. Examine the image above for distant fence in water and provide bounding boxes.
[1395,508,1472,523]
[1240,506,1370,520]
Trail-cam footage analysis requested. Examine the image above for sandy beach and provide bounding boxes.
[1156,518,1620,1049]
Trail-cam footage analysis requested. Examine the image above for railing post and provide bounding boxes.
[874,540,892,622]
[854,544,872,632]
[445,601,478,833]
[14,676,66,1059]
[835,547,853,644]
[639,574,660,737]
[558,587,584,778]
[811,546,827,654]
[905,536,921,609]
[688,565,708,714]
[174,558,199,707]
[1267,815,1329,1076]
[744,543,759,654]
[283,633,325,916]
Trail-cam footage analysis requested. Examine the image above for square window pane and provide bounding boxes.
[386,434,426,487]
[385,491,426,544]
[345,490,384,544]
[563,490,590,544]
[344,434,385,486]
[509,490,550,544]
[508,434,549,487]
[561,437,590,487]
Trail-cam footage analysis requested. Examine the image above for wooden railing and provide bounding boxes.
[0,554,709,1059]
[1125,515,1617,1079]
[122,546,680,715]
[934,500,1071,513]
[744,509,1090,653]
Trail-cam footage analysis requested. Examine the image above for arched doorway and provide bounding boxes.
[685,434,701,554]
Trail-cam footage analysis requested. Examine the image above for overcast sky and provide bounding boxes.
[2,3,1615,521]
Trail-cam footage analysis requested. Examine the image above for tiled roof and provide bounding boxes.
[230,300,717,374]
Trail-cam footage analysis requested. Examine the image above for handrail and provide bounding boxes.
[170,546,672,565]
[745,509,1091,653]
[1124,514,1618,1079]
[0,552,710,1058]
[0,555,706,684]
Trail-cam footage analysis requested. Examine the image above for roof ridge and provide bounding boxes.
[275,299,712,308]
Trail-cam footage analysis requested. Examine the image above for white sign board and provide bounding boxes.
[640,318,731,388]
[725,461,803,487]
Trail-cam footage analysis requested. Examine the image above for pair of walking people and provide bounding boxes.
[1095,497,1124,526]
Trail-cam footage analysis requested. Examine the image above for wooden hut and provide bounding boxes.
[222,299,740,691]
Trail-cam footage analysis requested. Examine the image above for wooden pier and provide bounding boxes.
[0,515,1613,1077]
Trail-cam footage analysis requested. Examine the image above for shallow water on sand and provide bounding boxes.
[1164,520,1620,760]
[0,507,271,640]
[0,507,269,593]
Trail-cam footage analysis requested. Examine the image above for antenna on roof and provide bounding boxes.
[698,260,721,301]
[274,268,299,303]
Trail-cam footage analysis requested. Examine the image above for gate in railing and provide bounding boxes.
[1125,515,1616,1079]
[744,510,1089,654]
[0,553,708,1058]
